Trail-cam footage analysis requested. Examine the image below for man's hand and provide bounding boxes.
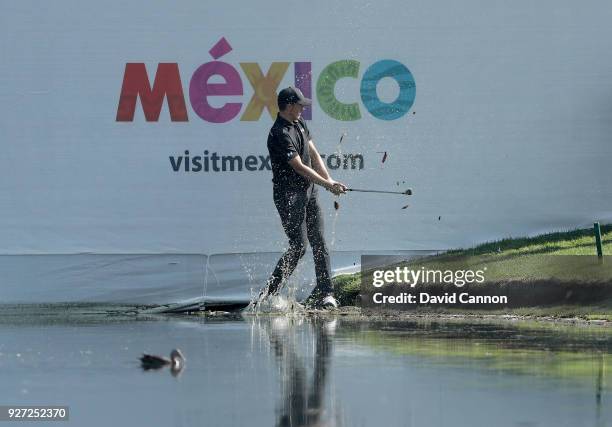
[326,180,348,195]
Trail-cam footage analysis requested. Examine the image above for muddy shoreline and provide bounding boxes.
[200,305,612,327]
[1,303,610,327]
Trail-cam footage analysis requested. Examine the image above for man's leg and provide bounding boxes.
[305,190,333,296]
[263,190,309,296]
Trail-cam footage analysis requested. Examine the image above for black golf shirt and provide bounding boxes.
[267,113,313,191]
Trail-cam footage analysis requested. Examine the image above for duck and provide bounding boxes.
[139,349,185,374]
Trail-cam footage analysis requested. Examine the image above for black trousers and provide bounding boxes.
[266,183,333,295]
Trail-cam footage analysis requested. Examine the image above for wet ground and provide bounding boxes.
[0,305,610,426]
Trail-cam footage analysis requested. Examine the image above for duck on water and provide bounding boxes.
[139,349,186,376]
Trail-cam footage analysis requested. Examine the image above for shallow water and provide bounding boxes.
[0,307,610,427]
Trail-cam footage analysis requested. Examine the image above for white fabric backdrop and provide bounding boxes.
[1,0,611,302]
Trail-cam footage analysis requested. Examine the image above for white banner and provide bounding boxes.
[2,1,611,303]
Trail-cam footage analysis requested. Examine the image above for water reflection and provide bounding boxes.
[596,352,605,427]
[247,316,611,427]
[257,317,341,427]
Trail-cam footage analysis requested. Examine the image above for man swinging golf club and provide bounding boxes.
[257,86,347,309]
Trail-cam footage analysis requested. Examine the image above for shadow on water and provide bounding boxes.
[0,304,611,426]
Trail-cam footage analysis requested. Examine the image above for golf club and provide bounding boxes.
[347,188,413,196]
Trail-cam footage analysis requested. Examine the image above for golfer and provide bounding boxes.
[258,86,347,309]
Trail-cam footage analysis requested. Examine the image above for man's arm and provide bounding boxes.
[308,140,331,181]
[288,155,345,195]
[288,156,332,188]
[308,139,347,193]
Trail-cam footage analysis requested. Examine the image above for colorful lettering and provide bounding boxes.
[239,62,290,121]
[116,63,188,122]
[116,38,416,123]
[361,60,416,120]
[189,38,243,123]
[316,60,361,121]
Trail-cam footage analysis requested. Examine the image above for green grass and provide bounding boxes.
[447,224,612,257]
[331,273,361,306]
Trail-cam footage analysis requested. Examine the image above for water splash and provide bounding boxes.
[244,293,306,315]
[330,206,340,247]
[243,256,310,315]
[328,132,347,250]
[334,132,347,159]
